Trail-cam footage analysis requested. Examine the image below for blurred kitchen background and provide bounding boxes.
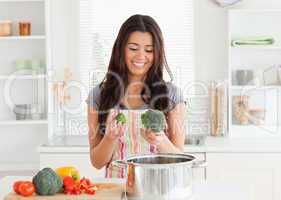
[1,0,281,199]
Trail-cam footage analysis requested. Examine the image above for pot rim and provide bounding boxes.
[123,153,196,168]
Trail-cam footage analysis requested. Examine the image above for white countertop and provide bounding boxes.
[38,135,281,153]
[0,176,250,200]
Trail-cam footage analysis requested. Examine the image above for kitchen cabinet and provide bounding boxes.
[228,9,281,137]
[206,153,281,200]
[0,0,49,172]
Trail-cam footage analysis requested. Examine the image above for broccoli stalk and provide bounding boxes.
[141,109,165,134]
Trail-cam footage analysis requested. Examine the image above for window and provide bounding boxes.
[79,0,194,103]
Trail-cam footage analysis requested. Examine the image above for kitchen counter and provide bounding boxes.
[39,135,281,153]
[0,176,250,200]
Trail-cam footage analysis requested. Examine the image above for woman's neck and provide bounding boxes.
[127,80,144,95]
[127,75,145,95]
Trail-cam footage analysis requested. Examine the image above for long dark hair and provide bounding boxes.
[98,14,171,132]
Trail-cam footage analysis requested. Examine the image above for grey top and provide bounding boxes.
[86,82,185,111]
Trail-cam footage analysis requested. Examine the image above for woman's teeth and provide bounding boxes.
[133,62,145,68]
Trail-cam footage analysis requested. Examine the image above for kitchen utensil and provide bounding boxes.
[0,20,12,36]
[253,69,264,86]
[19,21,31,36]
[15,60,32,72]
[185,134,206,145]
[263,65,280,85]
[15,59,43,74]
[13,104,43,120]
[112,153,206,200]
[236,70,254,85]
[4,183,124,200]
[278,65,281,84]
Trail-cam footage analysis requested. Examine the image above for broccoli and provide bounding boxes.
[32,167,63,196]
[116,113,126,124]
[141,109,166,134]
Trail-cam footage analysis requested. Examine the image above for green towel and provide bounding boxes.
[231,36,275,47]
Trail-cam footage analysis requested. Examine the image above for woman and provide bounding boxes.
[87,14,186,178]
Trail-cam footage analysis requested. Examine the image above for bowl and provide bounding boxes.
[13,104,44,120]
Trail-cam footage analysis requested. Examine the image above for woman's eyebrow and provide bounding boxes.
[127,42,153,47]
[127,42,139,46]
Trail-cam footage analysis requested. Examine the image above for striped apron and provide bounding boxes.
[105,109,158,178]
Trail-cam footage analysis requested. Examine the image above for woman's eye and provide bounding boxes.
[129,47,137,51]
[145,49,153,53]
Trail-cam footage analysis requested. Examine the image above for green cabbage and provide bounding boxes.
[32,167,63,195]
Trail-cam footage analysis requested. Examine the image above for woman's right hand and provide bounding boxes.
[104,109,125,141]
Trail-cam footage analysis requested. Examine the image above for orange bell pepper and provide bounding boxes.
[56,166,80,182]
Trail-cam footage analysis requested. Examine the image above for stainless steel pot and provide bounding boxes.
[112,153,206,200]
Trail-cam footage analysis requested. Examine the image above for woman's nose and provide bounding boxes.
[135,49,146,59]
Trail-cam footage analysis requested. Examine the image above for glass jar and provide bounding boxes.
[19,21,31,36]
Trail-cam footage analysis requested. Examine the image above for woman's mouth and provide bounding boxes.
[132,62,145,68]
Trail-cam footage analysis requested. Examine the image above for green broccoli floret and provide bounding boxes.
[116,113,126,124]
[141,109,165,134]
[32,167,63,196]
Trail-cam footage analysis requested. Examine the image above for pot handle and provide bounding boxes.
[192,160,207,168]
[111,159,128,168]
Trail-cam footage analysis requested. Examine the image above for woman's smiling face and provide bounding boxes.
[125,31,154,81]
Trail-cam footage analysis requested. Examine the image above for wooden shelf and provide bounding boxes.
[0,120,48,125]
[0,74,46,80]
[0,35,45,41]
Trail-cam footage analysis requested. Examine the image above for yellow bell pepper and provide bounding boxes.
[55,166,80,181]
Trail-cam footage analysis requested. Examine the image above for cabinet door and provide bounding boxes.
[207,153,281,200]
[40,153,105,178]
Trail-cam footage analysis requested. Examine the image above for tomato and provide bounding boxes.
[63,176,75,190]
[17,181,35,197]
[13,181,23,194]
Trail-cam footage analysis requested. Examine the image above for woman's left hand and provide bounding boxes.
[141,128,168,146]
